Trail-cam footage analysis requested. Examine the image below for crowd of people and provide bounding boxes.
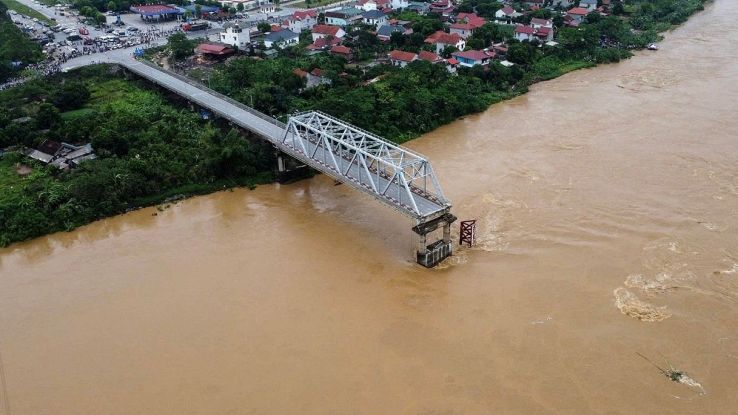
[0,62,62,91]
[0,25,192,91]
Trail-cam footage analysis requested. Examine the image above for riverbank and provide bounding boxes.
[0,65,275,247]
[189,0,709,143]
[0,0,711,247]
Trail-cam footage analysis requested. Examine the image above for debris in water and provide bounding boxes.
[531,315,553,325]
[636,353,706,395]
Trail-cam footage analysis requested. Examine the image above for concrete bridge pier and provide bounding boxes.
[413,212,457,268]
[275,150,310,183]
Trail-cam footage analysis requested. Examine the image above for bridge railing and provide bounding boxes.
[135,60,287,130]
[296,110,433,164]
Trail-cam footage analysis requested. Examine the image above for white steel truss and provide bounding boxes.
[281,111,451,220]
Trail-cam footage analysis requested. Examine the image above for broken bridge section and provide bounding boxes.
[119,60,455,266]
[282,111,456,267]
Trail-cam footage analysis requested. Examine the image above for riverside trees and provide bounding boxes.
[0,66,274,247]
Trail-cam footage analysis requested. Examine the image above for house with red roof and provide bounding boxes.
[418,50,443,64]
[429,0,454,16]
[456,12,485,27]
[330,45,353,61]
[306,35,342,51]
[514,21,554,42]
[446,57,459,73]
[307,68,332,87]
[495,6,521,21]
[514,25,536,42]
[449,13,485,38]
[388,49,417,67]
[285,10,318,32]
[535,26,553,41]
[566,7,589,23]
[195,42,235,57]
[424,30,466,54]
[311,24,346,41]
[451,49,493,67]
[530,17,553,29]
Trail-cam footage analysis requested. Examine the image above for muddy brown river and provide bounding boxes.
[2,2,738,414]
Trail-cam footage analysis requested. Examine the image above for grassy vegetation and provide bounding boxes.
[0,1,43,81]
[0,0,53,24]
[0,65,276,247]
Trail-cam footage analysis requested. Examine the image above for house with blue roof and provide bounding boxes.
[362,10,388,28]
[264,30,299,49]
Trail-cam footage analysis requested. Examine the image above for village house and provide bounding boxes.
[445,57,459,73]
[24,139,96,169]
[388,49,417,67]
[429,0,454,16]
[307,68,332,87]
[535,26,553,41]
[449,12,485,39]
[220,23,250,49]
[307,35,342,50]
[530,17,553,30]
[311,24,345,41]
[451,49,493,67]
[405,1,429,14]
[284,10,317,33]
[362,10,388,28]
[515,19,554,42]
[330,45,353,60]
[376,23,411,41]
[418,50,443,64]
[391,0,409,9]
[514,25,536,42]
[425,30,466,54]
[264,29,299,48]
[324,7,364,27]
[357,0,390,11]
[195,42,236,58]
[566,7,589,24]
[494,6,521,23]
[260,2,276,13]
[293,68,331,88]
[579,0,597,11]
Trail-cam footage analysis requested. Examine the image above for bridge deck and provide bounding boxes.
[120,60,450,222]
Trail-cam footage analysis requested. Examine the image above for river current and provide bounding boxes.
[1,1,737,414]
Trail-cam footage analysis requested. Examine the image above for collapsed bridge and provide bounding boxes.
[120,59,456,267]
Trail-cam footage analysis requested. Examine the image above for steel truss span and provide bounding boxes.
[282,111,451,221]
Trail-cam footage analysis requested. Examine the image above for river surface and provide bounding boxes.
[2,2,738,414]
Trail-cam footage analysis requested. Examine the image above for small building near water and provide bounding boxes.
[24,140,96,169]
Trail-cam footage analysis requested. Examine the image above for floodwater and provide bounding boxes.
[2,2,737,414]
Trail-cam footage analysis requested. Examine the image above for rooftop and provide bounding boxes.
[388,49,417,62]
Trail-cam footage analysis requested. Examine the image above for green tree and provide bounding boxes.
[168,32,195,60]
[257,21,271,33]
[36,103,61,129]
